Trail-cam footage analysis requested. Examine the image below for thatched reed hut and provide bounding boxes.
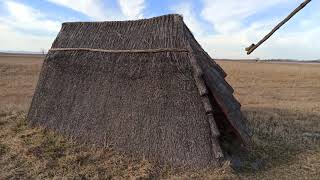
[28,14,251,168]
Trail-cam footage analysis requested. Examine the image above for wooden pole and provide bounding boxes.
[245,0,312,55]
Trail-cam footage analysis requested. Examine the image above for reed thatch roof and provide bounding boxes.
[28,14,251,168]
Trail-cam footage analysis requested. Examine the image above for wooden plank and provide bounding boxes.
[203,74,240,112]
[201,96,213,114]
[226,110,252,145]
[190,60,203,77]
[200,58,227,78]
[187,47,209,97]
[211,137,224,159]
[204,68,234,94]
[214,63,227,78]
[207,114,223,159]
[194,77,208,96]
[207,113,220,137]
[184,23,227,78]
[202,58,227,78]
[196,58,234,95]
[205,84,251,145]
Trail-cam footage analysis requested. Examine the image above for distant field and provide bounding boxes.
[0,57,319,179]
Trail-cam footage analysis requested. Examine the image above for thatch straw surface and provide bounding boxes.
[28,14,251,167]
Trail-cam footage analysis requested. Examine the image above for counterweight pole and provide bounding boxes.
[245,0,312,55]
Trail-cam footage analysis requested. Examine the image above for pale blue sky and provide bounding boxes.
[0,0,319,59]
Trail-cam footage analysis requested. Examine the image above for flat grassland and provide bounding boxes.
[0,56,319,179]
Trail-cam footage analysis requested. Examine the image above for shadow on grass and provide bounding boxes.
[233,107,320,174]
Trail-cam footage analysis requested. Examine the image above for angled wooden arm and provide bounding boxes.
[246,0,312,55]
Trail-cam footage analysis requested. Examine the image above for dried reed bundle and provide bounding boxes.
[28,14,251,168]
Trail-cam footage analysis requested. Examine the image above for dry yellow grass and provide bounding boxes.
[0,56,319,179]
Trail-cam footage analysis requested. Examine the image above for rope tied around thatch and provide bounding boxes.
[49,48,189,53]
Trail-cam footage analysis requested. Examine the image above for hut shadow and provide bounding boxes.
[230,107,320,173]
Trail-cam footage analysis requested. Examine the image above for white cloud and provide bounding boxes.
[117,0,145,19]
[255,27,320,59]
[0,1,58,52]
[47,0,123,20]
[190,0,319,60]
[0,23,55,52]
[197,20,320,60]
[171,2,205,36]
[201,0,295,33]
[1,1,61,33]
[0,0,318,59]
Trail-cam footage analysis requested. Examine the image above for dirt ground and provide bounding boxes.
[0,56,319,179]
